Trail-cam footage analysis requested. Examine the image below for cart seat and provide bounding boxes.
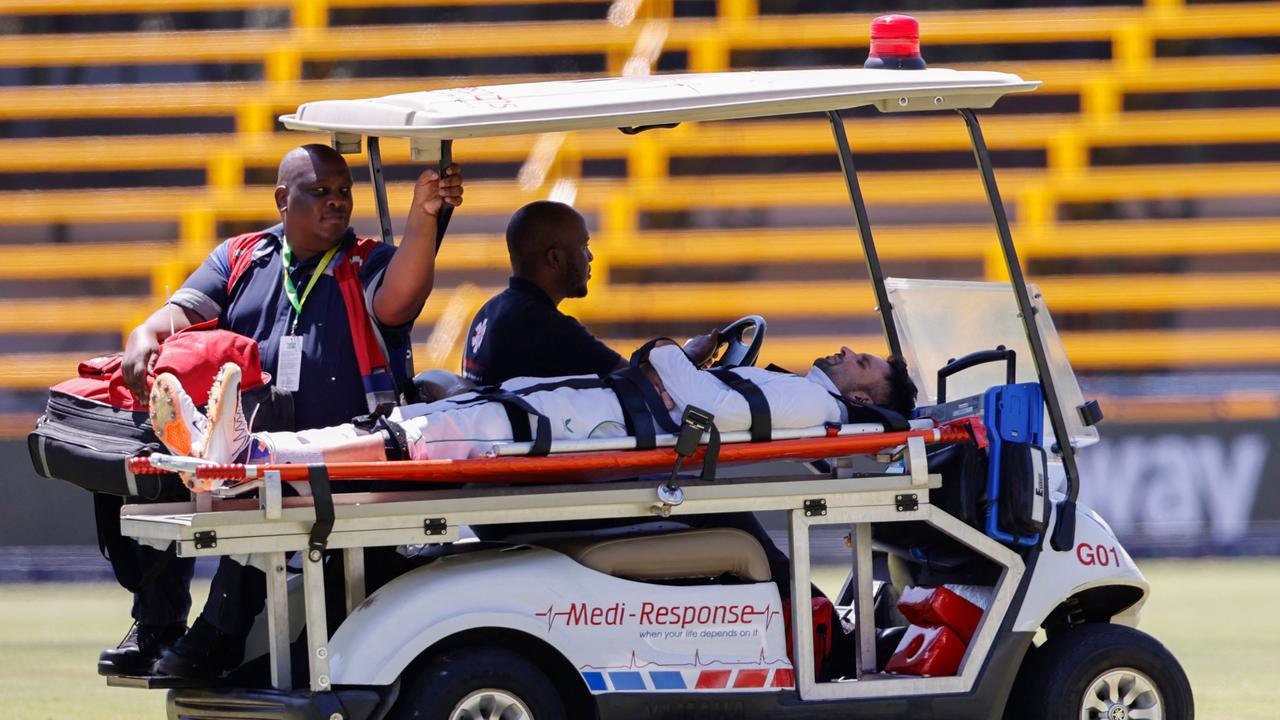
[542,527,771,582]
[413,369,477,403]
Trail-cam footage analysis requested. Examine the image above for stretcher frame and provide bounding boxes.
[118,421,1024,704]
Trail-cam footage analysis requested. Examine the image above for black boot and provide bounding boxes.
[98,622,187,677]
[153,618,247,680]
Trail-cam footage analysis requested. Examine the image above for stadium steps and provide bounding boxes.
[5,5,1280,71]
[4,54,1280,127]
[8,163,1280,227]
[3,215,1277,281]
[0,0,609,14]
[3,272,1278,337]
[0,242,172,279]
[8,107,1280,176]
[0,75,576,122]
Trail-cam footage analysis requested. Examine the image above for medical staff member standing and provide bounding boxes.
[99,144,463,679]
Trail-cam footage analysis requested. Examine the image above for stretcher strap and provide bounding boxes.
[307,464,335,558]
[500,394,553,456]
[607,371,655,449]
[708,368,772,442]
[700,427,720,482]
[459,387,555,456]
[619,365,681,435]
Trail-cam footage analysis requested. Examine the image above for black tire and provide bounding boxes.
[1004,624,1193,720]
[388,645,567,720]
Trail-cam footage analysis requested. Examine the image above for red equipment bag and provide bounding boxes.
[27,322,269,498]
[783,596,836,679]
[896,585,985,643]
[884,624,967,676]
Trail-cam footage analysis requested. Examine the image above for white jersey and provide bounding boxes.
[259,345,847,462]
[645,345,846,431]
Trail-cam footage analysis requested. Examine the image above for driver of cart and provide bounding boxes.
[150,342,916,472]
[462,200,629,384]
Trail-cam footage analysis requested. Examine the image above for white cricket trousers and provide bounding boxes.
[263,379,632,463]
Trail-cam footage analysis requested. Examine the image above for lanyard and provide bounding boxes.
[281,236,340,335]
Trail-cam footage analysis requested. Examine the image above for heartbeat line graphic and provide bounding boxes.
[578,648,791,672]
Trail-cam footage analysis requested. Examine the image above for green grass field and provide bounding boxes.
[1,559,1276,719]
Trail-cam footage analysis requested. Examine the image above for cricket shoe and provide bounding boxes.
[149,373,207,457]
[199,362,251,465]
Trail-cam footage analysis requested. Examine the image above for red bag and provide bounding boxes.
[28,324,269,497]
[54,320,269,412]
[782,596,836,680]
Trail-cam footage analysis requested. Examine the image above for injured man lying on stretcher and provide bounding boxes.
[150,340,918,472]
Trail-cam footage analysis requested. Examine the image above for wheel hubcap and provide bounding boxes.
[1080,668,1163,720]
[448,688,532,720]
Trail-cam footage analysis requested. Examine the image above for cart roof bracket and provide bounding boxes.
[331,132,362,154]
[905,435,929,487]
[411,138,442,162]
[261,470,283,520]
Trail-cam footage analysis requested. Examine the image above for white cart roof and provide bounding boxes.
[280,68,1039,140]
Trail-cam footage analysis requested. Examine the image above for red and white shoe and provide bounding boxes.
[149,373,207,457]
[199,363,251,465]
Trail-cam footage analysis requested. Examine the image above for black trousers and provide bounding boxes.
[96,493,195,627]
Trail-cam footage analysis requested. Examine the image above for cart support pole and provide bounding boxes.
[826,111,902,358]
[851,523,876,676]
[435,139,454,252]
[264,551,292,690]
[957,109,1079,551]
[303,553,332,692]
[367,136,395,247]
[344,549,366,615]
[788,510,816,695]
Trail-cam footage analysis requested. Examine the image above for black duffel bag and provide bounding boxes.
[26,323,279,498]
[28,387,181,499]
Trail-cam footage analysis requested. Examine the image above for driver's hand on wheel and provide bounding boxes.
[682,329,721,368]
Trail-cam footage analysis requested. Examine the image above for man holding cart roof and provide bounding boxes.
[97,144,463,680]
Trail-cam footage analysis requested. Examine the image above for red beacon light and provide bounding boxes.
[864,14,926,70]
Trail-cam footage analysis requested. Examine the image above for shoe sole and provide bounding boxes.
[150,374,194,456]
[201,363,242,462]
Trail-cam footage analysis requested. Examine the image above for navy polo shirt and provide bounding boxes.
[171,224,410,430]
[462,276,624,385]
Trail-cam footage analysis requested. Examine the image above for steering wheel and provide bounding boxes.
[711,315,767,368]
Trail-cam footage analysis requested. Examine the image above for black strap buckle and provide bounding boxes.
[665,405,720,495]
[306,464,335,562]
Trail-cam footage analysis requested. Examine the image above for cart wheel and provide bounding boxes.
[1004,624,1192,720]
[389,646,567,720]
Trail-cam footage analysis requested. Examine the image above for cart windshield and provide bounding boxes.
[887,278,1099,449]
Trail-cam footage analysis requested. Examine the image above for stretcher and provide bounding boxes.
[118,417,978,696]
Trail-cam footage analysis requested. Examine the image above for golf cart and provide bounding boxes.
[113,25,1193,720]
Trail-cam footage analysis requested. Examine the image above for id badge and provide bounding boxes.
[277,335,303,392]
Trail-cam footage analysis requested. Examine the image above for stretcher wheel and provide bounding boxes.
[713,314,767,368]
[388,645,566,720]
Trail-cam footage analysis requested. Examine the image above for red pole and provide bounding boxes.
[187,426,970,488]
